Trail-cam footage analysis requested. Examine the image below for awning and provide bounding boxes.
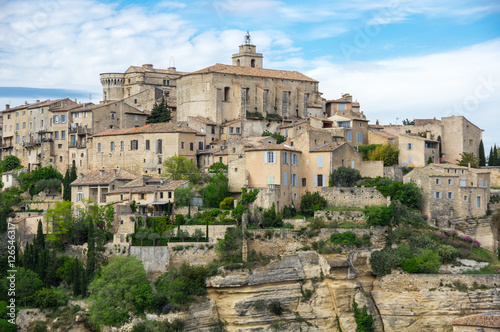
[149,202,168,205]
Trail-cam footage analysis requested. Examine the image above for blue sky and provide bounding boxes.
[0,0,499,151]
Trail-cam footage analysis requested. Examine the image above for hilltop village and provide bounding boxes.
[1,34,499,332]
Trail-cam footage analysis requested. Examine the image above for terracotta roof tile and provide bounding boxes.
[185,63,319,82]
[93,122,200,137]
[310,141,345,152]
[127,65,187,75]
[245,142,300,152]
[27,98,71,109]
[221,119,241,127]
[71,169,136,186]
[188,116,217,126]
[107,179,189,194]
[368,128,398,139]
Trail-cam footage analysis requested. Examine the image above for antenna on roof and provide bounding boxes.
[89,94,92,103]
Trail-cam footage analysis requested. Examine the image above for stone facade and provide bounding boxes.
[398,133,439,167]
[320,187,388,208]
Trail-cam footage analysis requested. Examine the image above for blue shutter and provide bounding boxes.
[264,152,268,164]
[284,172,287,186]
[314,175,317,187]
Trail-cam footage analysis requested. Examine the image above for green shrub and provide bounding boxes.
[370,247,401,277]
[437,244,459,264]
[409,235,437,255]
[330,232,357,245]
[300,191,327,217]
[401,249,441,274]
[330,166,362,187]
[262,203,283,228]
[219,197,235,210]
[33,288,58,309]
[353,299,374,332]
[364,205,393,226]
[268,300,285,316]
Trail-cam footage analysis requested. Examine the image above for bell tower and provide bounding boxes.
[232,31,263,68]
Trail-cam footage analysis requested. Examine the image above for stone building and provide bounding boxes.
[324,93,361,118]
[326,114,369,146]
[404,164,490,221]
[176,35,325,137]
[70,168,136,211]
[90,122,202,176]
[398,133,439,167]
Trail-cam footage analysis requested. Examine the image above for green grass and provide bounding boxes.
[461,265,499,274]
[291,214,305,219]
[324,206,364,212]
[490,186,500,189]
[332,221,370,229]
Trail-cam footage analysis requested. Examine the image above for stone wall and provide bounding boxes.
[130,246,169,273]
[359,160,384,179]
[173,205,199,216]
[314,210,365,223]
[320,187,388,208]
[484,166,500,187]
[384,166,403,182]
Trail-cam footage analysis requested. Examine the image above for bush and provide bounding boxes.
[437,244,459,264]
[409,235,437,255]
[370,247,401,277]
[219,197,234,210]
[34,178,62,193]
[174,186,194,207]
[364,205,393,226]
[330,166,362,187]
[268,300,285,316]
[401,249,441,274]
[262,203,283,228]
[33,288,58,308]
[353,299,374,332]
[300,191,327,217]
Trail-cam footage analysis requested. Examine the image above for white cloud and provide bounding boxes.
[307,39,500,148]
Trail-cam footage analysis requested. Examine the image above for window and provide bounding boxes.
[267,176,274,184]
[447,192,454,199]
[477,196,481,208]
[283,152,288,164]
[190,142,194,151]
[78,186,82,191]
[347,131,352,142]
[181,142,185,149]
[265,151,276,164]
[224,87,230,101]
[121,141,124,151]
[140,193,145,200]
[211,126,215,134]
[61,115,67,123]
[460,179,466,187]
[409,156,413,164]
[156,139,162,154]
[160,192,164,199]
[338,103,346,111]
[302,178,306,187]
[76,193,84,202]
[356,133,363,143]
[58,144,62,149]
[61,130,66,139]
[479,179,483,187]
[407,143,413,150]
[111,112,116,119]
[54,131,59,139]
[351,160,355,169]
[230,127,234,134]
[434,192,442,199]
[436,178,442,185]
[111,142,115,151]
[22,122,26,129]
[168,192,172,199]
[134,99,137,104]
[158,157,162,164]
[359,122,362,128]
[98,143,101,152]
[236,127,240,134]
[285,128,288,137]
[291,154,298,166]
[15,123,19,130]
[317,156,323,168]
[60,156,63,162]
[315,174,324,187]
[135,115,138,121]
[131,140,138,150]
[448,179,455,185]
[145,140,150,150]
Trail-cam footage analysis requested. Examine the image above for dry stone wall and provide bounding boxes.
[320,187,388,208]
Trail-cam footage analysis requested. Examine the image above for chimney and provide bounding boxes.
[113,168,118,177]
[426,131,431,139]
[5,104,9,111]
[142,64,153,69]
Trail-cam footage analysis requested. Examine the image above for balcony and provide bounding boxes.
[0,142,13,149]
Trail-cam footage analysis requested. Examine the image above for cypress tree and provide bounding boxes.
[63,169,70,201]
[489,147,494,166]
[81,268,87,298]
[70,164,78,182]
[494,144,499,166]
[146,97,172,124]
[73,258,81,296]
[479,140,486,167]
[437,135,443,159]
[36,220,45,250]
[87,218,96,281]
[45,250,58,287]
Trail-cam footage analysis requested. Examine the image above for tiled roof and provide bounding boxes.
[92,122,200,137]
[241,136,276,147]
[2,167,26,175]
[221,119,241,127]
[107,179,189,194]
[400,133,438,142]
[310,141,345,152]
[188,116,217,126]
[126,65,187,75]
[185,63,319,82]
[27,98,71,109]
[414,118,440,126]
[410,167,459,177]
[308,103,322,108]
[368,128,398,139]
[453,312,500,328]
[245,142,300,152]
[71,169,136,186]
[429,163,491,174]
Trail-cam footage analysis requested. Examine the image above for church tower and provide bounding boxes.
[232,31,263,68]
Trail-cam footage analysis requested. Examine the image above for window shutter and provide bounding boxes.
[318,156,323,168]
[284,172,287,186]
[439,192,443,199]
[264,152,268,164]
[451,179,454,185]
[314,175,317,187]
[452,192,455,199]
[324,174,328,186]
[351,160,355,169]
[273,152,277,164]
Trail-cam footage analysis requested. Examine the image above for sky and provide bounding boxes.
[0,0,499,152]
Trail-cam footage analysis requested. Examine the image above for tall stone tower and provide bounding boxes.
[232,31,263,68]
[100,73,125,102]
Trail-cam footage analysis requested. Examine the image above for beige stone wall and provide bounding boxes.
[320,187,388,208]
[91,131,197,176]
[484,167,500,187]
[442,116,482,162]
[399,135,438,167]
[359,160,384,178]
[228,157,246,193]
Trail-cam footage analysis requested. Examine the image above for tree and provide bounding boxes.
[45,201,74,248]
[330,166,361,187]
[146,97,172,124]
[494,144,499,166]
[262,130,286,144]
[174,186,194,207]
[63,169,71,201]
[479,140,486,167]
[0,156,21,172]
[457,152,479,168]
[0,187,22,233]
[202,172,230,208]
[35,178,62,193]
[1,267,44,306]
[437,135,443,159]
[162,155,201,183]
[35,220,45,250]
[15,166,63,196]
[208,162,227,173]
[488,147,494,166]
[300,191,327,217]
[368,143,399,166]
[88,256,153,328]
[402,118,415,125]
[262,203,283,228]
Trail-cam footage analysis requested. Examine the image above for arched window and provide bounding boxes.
[251,59,255,67]
[236,59,241,66]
